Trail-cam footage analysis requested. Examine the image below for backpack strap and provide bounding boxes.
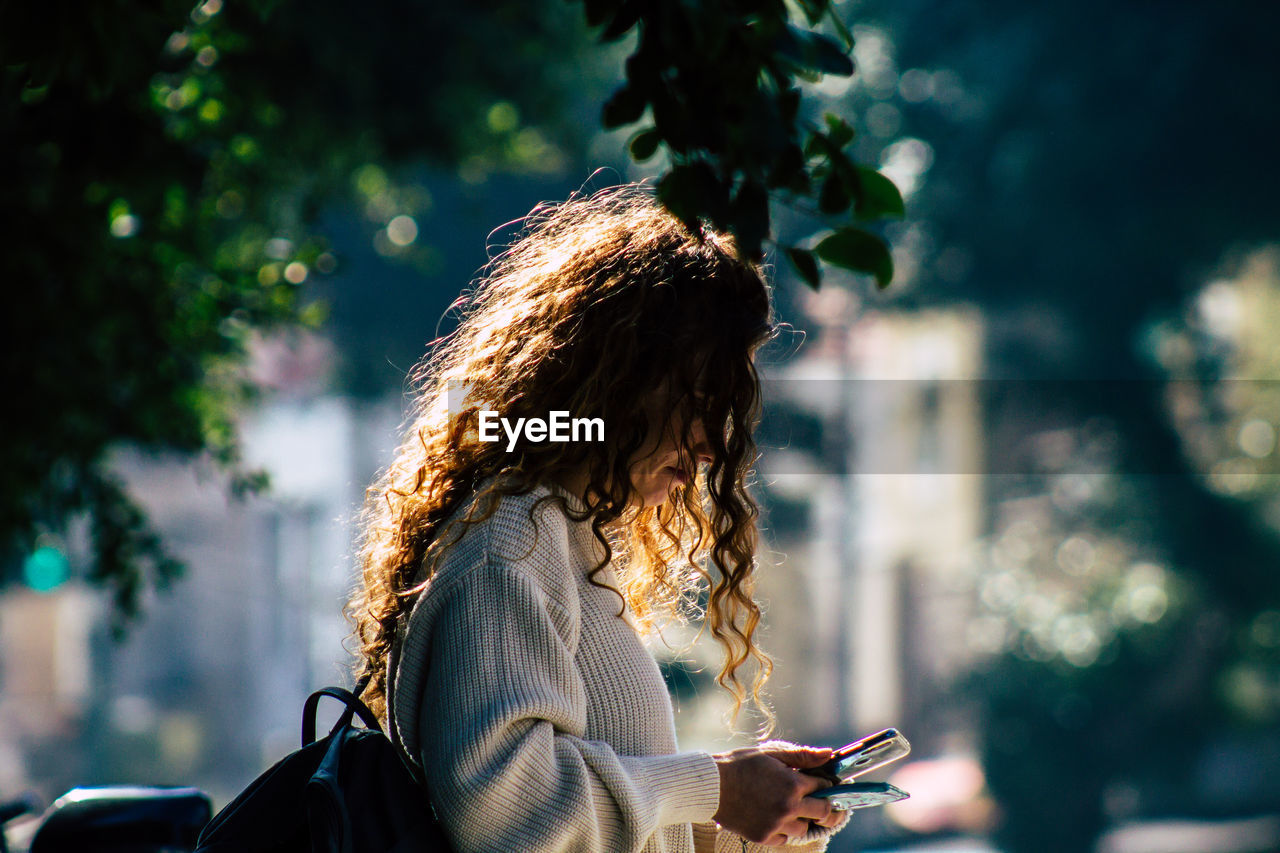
[302,676,380,746]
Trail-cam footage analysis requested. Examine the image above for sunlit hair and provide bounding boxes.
[347,184,776,731]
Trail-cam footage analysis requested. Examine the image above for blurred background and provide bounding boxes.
[3,1,1280,851]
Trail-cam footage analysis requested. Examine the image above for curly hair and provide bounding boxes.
[347,184,776,731]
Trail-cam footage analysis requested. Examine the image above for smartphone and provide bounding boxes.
[807,728,912,785]
[811,781,910,810]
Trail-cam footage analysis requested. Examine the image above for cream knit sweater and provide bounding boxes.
[388,481,845,853]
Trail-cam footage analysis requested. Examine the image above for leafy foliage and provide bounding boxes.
[0,0,887,623]
[859,0,1280,847]
[590,0,904,289]
[0,0,596,623]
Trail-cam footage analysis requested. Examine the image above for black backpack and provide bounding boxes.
[194,681,452,853]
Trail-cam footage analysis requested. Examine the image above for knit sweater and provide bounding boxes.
[388,481,845,853]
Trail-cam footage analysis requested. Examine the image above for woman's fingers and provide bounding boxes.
[713,743,849,845]
[757,800,838,846]
[794,795,835,824]
[765,814,830,847]
[761,741,833,770]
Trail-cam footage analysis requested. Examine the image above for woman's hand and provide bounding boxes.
[711,741,840,846]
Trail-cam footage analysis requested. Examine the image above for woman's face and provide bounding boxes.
[628,383,713,508]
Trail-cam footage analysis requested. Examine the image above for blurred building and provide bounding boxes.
[0,336,402,807]
[2,310,987,814]
[0,585,97,796]
[753,299,984,753]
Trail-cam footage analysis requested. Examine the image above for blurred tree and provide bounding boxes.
[1,0,895,625]
[842,0,1280,848]
[0,0,600,625]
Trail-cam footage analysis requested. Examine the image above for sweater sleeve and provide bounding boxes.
[415,556,721,853]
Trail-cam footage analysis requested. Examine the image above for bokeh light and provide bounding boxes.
[386,215,418,247]
[22,546,70,593]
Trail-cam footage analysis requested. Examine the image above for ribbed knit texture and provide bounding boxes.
[389,481,844,853]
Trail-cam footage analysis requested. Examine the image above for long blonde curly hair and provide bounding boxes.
[347,184,776,730]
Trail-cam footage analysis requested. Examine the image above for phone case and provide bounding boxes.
[812,727,912,784]
[811,781,910,810]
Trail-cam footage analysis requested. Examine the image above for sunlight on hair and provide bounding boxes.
[348,184,778,731]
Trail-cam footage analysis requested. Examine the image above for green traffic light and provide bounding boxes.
[23,546,70,592]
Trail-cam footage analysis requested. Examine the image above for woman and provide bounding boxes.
[347,186,849,852]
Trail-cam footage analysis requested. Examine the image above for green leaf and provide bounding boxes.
[805,125,855,169]
[804,132,823,160]
[774,26,854,77]
[814,227,894,288]
[823,112,855,149]
[828,147,858,184]
[601,0,641,41]
[796,0,830,27]
[629,127,662,161]
[602,85,646,128]
[768,143,807,191]
[828,9,856,51]
[787,246,822,290]
[778,87,801,123]
[728,180,770,260]
[853,166,906,220]
[819,173,849,214]
[806,31,855,76]
[649,88,690,153]
[657,161,724,232]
